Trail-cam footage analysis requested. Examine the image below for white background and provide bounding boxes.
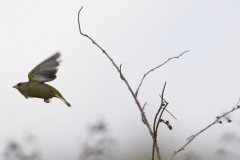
[0,0,240,160]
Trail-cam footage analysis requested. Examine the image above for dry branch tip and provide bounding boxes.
[78,6,153,131]
[168,99,240,160]
[135,50,190,97]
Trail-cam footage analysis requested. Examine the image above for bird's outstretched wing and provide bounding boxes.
[28,53,61,82]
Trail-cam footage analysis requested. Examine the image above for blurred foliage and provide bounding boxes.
[77,120,116,160]
[3,134,42,160]
[182,151,205,160]
[215,131,240,160]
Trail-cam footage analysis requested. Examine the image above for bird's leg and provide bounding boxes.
[44,98,51,103]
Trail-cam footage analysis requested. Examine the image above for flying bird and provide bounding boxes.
[13,53,71,107]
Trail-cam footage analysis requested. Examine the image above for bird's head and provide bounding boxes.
[13,82,28,97]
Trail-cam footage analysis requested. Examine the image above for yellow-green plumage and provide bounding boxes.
[13,53,71,107]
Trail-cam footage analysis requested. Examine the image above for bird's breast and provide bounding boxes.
[27,82,55,99]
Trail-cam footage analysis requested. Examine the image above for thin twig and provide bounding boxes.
[156,103,169,133]
[135,50,189,97]
[154,82,167,133]
[142,102,148,110]
[164,109,177,120]
[152,82,167,160]
[159,94,177,120]
[186,135,194,141]
[168,100,240,160]
[159,94,168,104]
[78,6,161,160]
[119,64,125,80]
[151,103,163,160]
[159,83,169,121]
[142,102,148,124]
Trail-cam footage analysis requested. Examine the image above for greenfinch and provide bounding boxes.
[13,53,71,107]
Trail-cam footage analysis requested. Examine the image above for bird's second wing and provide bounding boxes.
[28,53,61,82]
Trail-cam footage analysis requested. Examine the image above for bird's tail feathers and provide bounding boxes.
[55,94,71,107]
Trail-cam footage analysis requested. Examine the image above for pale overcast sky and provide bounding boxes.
[1,1,240,160]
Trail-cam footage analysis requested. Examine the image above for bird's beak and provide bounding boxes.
[13,85,18,89]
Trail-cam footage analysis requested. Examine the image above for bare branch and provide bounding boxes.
[159,94,168,104]
[152,82,167,160]
[142,102,148,125]
[158,94,177,120]
[168,100,240,160]
[153,82,167,133]
[78,6,161,160]
[155,83,170,136]
[135,50,189,97]
[156,102,169,133]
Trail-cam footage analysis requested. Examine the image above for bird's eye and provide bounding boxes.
[17,83,21,86]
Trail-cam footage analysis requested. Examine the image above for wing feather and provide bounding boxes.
[28,53,61,82]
